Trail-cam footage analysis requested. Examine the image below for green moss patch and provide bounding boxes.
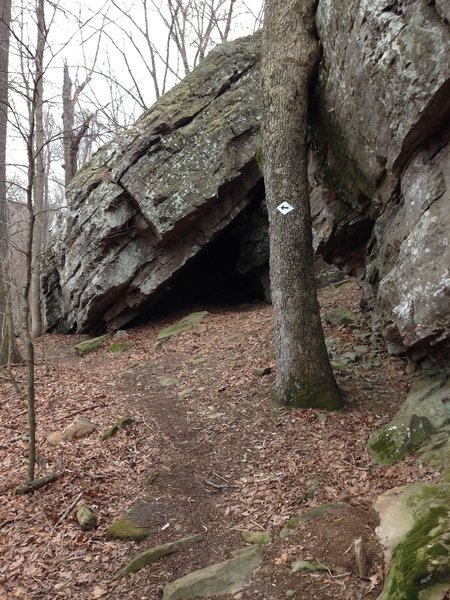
[106,516,151,541]
[145,471,160,486]
[74,335,109,356]
[377,484,450,600]
[280,377,343,411]
[114,534,203,579]
[101,417,134,441]
[109,341,131,353]
[324,307,358,327]
[379,507,450,599]
[241,531,272,545]
[369,415,434,465]
[156,311,209,346]
[418,426,450,475]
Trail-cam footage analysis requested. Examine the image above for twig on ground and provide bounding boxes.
[315,558,333,576]
[249,519,266,531]
[6,434,28,444]
[54,491,83,528]
[343,541,355,555]
[340,459,371,471]
[53,404,103,423]
[203,478,239,490]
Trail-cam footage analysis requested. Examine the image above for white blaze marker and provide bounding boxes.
[277,202,294,215]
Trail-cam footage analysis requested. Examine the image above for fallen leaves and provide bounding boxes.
[0,283,440,599]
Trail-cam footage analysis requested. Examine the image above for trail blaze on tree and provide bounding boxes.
[261,0,343,409]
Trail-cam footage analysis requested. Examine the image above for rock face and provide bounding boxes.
[46,34,263,332]
[315,0,450,361]
[374,483,450,600]
[162,545,263,600]
[45,1,450,362]
[374,141,450,360]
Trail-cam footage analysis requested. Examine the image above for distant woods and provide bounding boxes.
[0,0,262,485]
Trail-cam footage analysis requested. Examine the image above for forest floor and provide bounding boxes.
[0,280,440,600]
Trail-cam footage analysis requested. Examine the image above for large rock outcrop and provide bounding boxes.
[46,34,264,332]
[44,0,450,363]
[315,0,450,361]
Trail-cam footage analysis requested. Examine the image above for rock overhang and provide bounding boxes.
[43,2,450,364]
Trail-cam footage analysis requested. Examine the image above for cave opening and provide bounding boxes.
[148,180,269,319]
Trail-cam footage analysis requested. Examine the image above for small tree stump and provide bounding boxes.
[354,536,370,577]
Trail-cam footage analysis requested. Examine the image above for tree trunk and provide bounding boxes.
[62,63,76,188]
[0,0,21,366]
[261,0,342,409]
[30,0,45,338]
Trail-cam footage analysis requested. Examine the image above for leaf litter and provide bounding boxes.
[0,281,440,599]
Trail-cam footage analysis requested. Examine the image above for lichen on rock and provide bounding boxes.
[376,483,450,600]
[368,374,450,465]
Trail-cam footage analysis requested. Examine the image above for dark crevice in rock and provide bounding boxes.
[212,63,255,100]
[324,215,376,277]
[394,79,450,173]
[380,1,408,17]
[112,135,163,182]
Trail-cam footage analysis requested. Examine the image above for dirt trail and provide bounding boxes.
[0,281,439,599]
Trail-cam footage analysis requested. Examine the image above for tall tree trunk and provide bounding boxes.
[261,0,342,409]
[0,0,21,366]
[30,0,45,338]
[62,63,93,188]
[62,62,76,189]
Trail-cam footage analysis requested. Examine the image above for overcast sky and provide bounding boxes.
[6,0,263,197]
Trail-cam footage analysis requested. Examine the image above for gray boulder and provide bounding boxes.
[315,0,450,361]
[373,141,450,359]
[44,1,450,363]
[46,34,264,332]
[375,483,450,600]
[368,374,450,465]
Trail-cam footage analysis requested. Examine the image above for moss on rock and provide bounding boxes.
[156,312,209,346]
[376,484,450,600]
[369,415,435,465]
[74,335,109,356]
[106,516,151,541]
[109,341,130,353]
[324,307,358,327]
[379,489,450,599]
[241,531,271,545]
[101,417,134,441]
[114,534,203,579]
[76,505,98,531]
[280,503,348,539]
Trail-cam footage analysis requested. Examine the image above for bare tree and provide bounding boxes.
[28,0,46,339]
[7,0,60,483]
[261,0,343,409]
[62,63,95,187]
[0,0,21,367]
[102,0,260,112]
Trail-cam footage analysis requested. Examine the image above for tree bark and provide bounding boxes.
[29,0,45,339]
[261,0,342,409]
[0,0,21,366]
